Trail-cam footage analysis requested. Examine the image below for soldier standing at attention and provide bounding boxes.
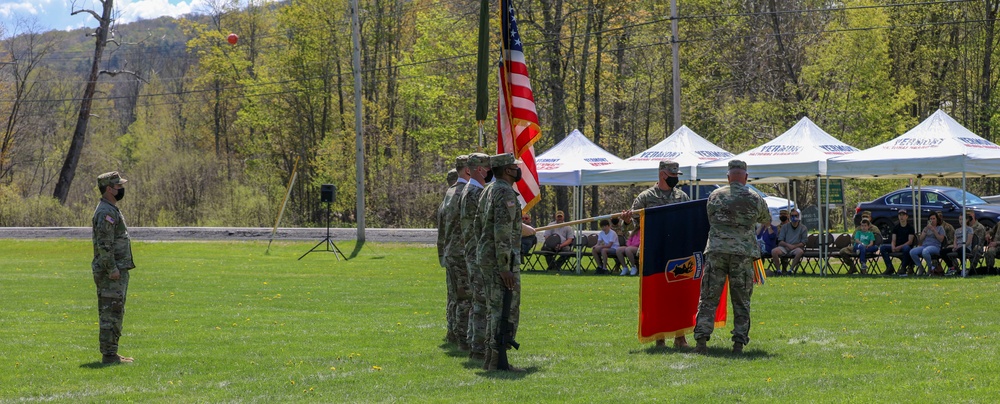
[619,159,691,348]
[460,153,491,359]
[92,171,136,364]
[437,155,469,345]
[693,160,770,355]
[478,153,525,372]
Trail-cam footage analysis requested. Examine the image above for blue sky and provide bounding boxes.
[0,0,207,36]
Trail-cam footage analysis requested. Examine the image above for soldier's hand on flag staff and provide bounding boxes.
[620,209,634,224]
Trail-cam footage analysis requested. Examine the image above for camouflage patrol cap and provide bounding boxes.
[467,153,490,168]
[446,169,458,184]
[779,209,789,215]
[861,210,872,219]
[728,159,748,171]
[659,160,682,175]
[455,155,470,170]
[97,171,128,189]
[489,153,517,168]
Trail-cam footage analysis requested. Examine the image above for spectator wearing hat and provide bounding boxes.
[839,210,881,274]
[984,219,1000,274]
[879,209,916,276]
[771,208,808,275]
[542,210,575,270]
[777,209,790,231]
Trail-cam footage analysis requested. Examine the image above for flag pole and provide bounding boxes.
[533,210,638,232]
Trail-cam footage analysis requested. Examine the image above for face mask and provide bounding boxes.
[779,215,788,222]
[790,216,799,223]
[114,187,125,201]
[665,176,679,188]
[484,169,494,183]
[511,167,523,182]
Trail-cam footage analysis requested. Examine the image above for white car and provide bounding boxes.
[680,184,796,226]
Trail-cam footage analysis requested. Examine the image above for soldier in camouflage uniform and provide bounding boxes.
[443,155,474,350]
[92,171,136,364]
[437,155,469,344]
[447,168,458,186]
[694,160,770,355]
[619,159,691,348]
[477,153,525,372]
[460,153,492,360]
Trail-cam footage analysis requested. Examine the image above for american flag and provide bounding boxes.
[498,0,541,213]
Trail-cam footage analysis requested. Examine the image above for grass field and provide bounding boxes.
[2,239,999,403]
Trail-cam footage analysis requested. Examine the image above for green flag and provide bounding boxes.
[475,0,490,122]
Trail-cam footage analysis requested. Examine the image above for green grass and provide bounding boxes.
[2,240,999,402]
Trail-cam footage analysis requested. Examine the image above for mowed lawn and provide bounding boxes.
[2,240,999,403]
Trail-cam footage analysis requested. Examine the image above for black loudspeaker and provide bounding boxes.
[321,184,336,203]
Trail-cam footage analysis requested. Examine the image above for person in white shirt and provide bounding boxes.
[592,219,619,275]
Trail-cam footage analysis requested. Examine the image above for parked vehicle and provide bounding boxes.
[854,186,1000,235]
[680,184,795,226]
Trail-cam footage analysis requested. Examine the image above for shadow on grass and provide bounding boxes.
[631,345,772,359]
[438,342,468,359]
[79,361,116,369]
[478,366,539,379]
[349,240,365,260]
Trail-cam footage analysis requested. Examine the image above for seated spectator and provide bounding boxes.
[520,214,537,259]
[610,217,624,239]
[849,219,878,275]
[617,223,641,276]
[771,209,808,275]
[542,210,575,270]
[984,220,1000,274]
[879,209,915,276]
[943,209,983,275]
[909,211,945,277]
[592,219,619,275]
[756,221,778,258]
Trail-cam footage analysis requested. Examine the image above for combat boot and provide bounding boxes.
[102,354,133,364]
[694,338,708,355]
[458,340,471,352]
[673,336,689,349]
[732,342,744,354]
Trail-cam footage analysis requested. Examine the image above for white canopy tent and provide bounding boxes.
[826,109,1000,277]
[586,125,734,184]
[534,129,624,273]
[826,109,1000,179]
[697,117,860,181]
[535,129,624,186]
[697,117,860,274]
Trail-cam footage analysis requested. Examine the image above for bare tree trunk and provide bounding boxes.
[589,5,605,228]
[0,24,53,183]
[767,0,803,103]
[539,0,569,214]
[575,0,594,130]
[979,0,999,141]
[53,0,114,204]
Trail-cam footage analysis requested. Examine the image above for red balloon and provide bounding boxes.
[227,33,238,45]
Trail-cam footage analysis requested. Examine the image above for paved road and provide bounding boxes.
[0,227,437,243]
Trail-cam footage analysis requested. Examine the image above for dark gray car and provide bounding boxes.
[854,186,1000,235]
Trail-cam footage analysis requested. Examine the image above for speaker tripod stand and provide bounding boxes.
[298,201,347,261]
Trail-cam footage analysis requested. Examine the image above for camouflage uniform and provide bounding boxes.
[92,172,136,362]
[624,161,690,233]
[694,160,770,347]
[461,153,490,355]
[446,169,458,186]
[478,153,522,367]
[437,155,469,343]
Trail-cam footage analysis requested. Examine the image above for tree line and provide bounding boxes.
[1,0,998,229]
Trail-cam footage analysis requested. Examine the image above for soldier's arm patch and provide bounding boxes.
[104,214,116,224]
[506,200,516,208]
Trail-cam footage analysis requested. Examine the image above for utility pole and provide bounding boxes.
[670,0,681,130]
[350,0,366,242]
